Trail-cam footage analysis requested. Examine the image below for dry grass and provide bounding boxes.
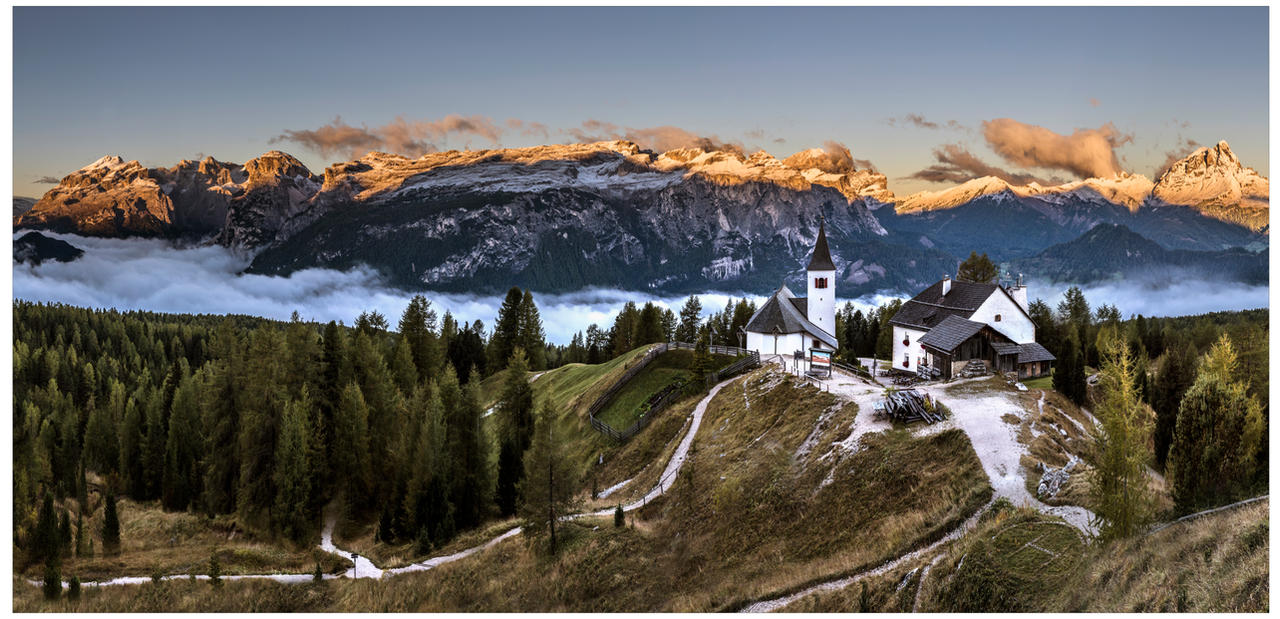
[16,497,346,584]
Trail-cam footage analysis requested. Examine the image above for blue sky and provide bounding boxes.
[13,6,1269,198]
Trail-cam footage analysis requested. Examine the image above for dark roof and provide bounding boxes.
[806,219,836,271]
[744,286,839,348]
[1016,342,1056,364]
[991,342,1022,356]
[917,315,988,352]
[888,278,1002,329]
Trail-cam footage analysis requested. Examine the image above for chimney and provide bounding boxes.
[942,274,951,296]
[1009,273,1029,312]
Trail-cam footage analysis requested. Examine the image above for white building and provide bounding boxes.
[888,275,1054,380]
[743,219,839,357]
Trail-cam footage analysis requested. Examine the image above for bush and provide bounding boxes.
[67,576,81,601]
[42,563,61,601]
[614,505,624,527]
[313,562,324,583]
[209,553,222,587]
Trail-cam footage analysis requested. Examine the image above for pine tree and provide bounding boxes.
[398,295,441,381]
[496,350,535,516]
[614,505,624,527]
[689,335,711,390]
[101,493,120,555]
[58,509,72,558]
[162,374,203,511]
[68,575,80,601]
[42,563,61,601]
[1088,329,1154,541]
[32,493,59,566]
[83,380,123,474]
[1167,335,1265,513]
[117,396,145,500]
[518,400,580,554]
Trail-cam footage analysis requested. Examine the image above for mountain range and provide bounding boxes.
[13,140,1268,296]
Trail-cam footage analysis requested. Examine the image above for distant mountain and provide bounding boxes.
[1013,223,1267,286]
[13,139,1267,296]
[13,196,37,217]
[13,231,84,265]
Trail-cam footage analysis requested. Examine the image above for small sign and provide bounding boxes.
[810,349,832,368]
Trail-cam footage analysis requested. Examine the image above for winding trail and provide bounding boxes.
[42,372,746,590]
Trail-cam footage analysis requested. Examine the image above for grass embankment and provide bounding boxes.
[594,349,733,431]
[338,366,989,611]
[15,494,349,585]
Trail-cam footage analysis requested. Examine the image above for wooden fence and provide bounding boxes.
[587,341,760,442]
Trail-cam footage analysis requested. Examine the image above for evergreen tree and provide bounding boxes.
[162,374,203,511]
[117,396,145,500]
[518,400,580,554]
[440,367,489,529]
[1152,343,1197,470]
[689,335,711,390]
[676,295,703,343]
[208,553,222,587]
[273,389,316,542]
[83,380,123,474]
[58,509,72,558]
[101,493,120,555]
[517,290,547,371]
[42,563,61,601]
[1088,329,1154,541]
[496,349,535,516]
[1168,335,1265,513]
[956,251,999,283]
[610,302,640,357]
[635,302,665,346]
[32,494,59,567]
[332,383,373,512]
[398,295,442,381]
[488,287,526,373]
[660,308,678,342]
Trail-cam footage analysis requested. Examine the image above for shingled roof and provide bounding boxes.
[1014,342,1056,364]
[889,278,1004,330]
[917,315,989,352]
[806,219,836,271]
[744,285,838,348]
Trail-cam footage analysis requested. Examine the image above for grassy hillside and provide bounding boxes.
[595,348,733,430]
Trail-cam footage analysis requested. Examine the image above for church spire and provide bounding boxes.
[807,216,835,271]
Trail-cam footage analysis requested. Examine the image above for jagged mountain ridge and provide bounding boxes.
[892,141,1268,232]
[13,139,1268,295]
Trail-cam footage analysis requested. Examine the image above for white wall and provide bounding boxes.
[806,268,837,339]
[746,331,806,359]
[892,325,929,372]
[971,291,1035,343]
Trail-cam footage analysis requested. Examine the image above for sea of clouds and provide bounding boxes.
[11,233,1269,345]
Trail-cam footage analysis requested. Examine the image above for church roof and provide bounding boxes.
[806,219,836,271]
[744,285,838,348]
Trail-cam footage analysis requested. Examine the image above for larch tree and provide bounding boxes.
[518,400,580,554]
[1088,328,1155,541]
[496,349,535,516]
[273,389,316,543]
[332,383,373,513]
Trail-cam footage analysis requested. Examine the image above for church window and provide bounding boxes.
[995,314,1002,322]
[814,277,828,289]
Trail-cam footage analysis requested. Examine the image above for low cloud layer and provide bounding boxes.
[907,144,1059,186]
[982,118,1132,179]
[564,120,745,155]
[14,234,1264,347]
[272,114,506,159]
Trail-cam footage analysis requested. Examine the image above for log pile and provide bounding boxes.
[875,389,947,424]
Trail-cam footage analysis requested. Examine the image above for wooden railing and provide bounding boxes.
[587,341,760,442]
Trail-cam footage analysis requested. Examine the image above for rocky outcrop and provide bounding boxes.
[1152,141,1269,232]
[13,231,84,265]
[216,151,321,251]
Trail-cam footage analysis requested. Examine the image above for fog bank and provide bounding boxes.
[12,234,1268,345]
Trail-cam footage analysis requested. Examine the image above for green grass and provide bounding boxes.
[1021,373,1053,390]
[594,349,733,431]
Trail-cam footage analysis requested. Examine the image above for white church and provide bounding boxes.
[743,219,839,357]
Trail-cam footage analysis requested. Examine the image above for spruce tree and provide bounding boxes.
[1168,335,1264,513]
[42,563,61,601]
[488,287,526,373]
[517,290,547,371]
[956,251,999,283]
[1152,343,1197,470]
[332,383,373,512]
[32,494,59,566]
[162,375,203,511]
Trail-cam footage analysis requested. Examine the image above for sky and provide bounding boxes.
[13,6,1269,198]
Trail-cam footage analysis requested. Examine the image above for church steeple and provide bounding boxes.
[807,217,835,271]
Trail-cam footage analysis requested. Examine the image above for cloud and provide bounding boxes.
[505,118,550,139]
[564,120,745,155]
[772,137,787,145]
[887,114,963,131]
[272,114,505,159]
[981,118,1132,179]
[1031,276,1268,320]
[34,176,60,184]
[1089,98,1101,107]
[906,143,1060,186]
[1154,135,1202,178]
[744,129,767,140]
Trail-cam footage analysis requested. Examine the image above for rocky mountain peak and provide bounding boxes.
[1152,140,1268,231]
[244,150,315,186]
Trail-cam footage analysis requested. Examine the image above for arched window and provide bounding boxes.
[814,277,828,289]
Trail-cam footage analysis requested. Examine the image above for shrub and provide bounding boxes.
[67,576,80,601]
[313,562,324,583]
[209,553,222,587]
[42,563,61,601]
[614,505,624,528]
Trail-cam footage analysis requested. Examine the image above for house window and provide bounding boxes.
[902,352,909,367]
[995,314,1002,322]
[813,339,821,349]
[903,336,910,346]
[814,277,828,289]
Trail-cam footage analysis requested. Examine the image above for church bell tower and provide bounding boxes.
[806,217,837,343]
